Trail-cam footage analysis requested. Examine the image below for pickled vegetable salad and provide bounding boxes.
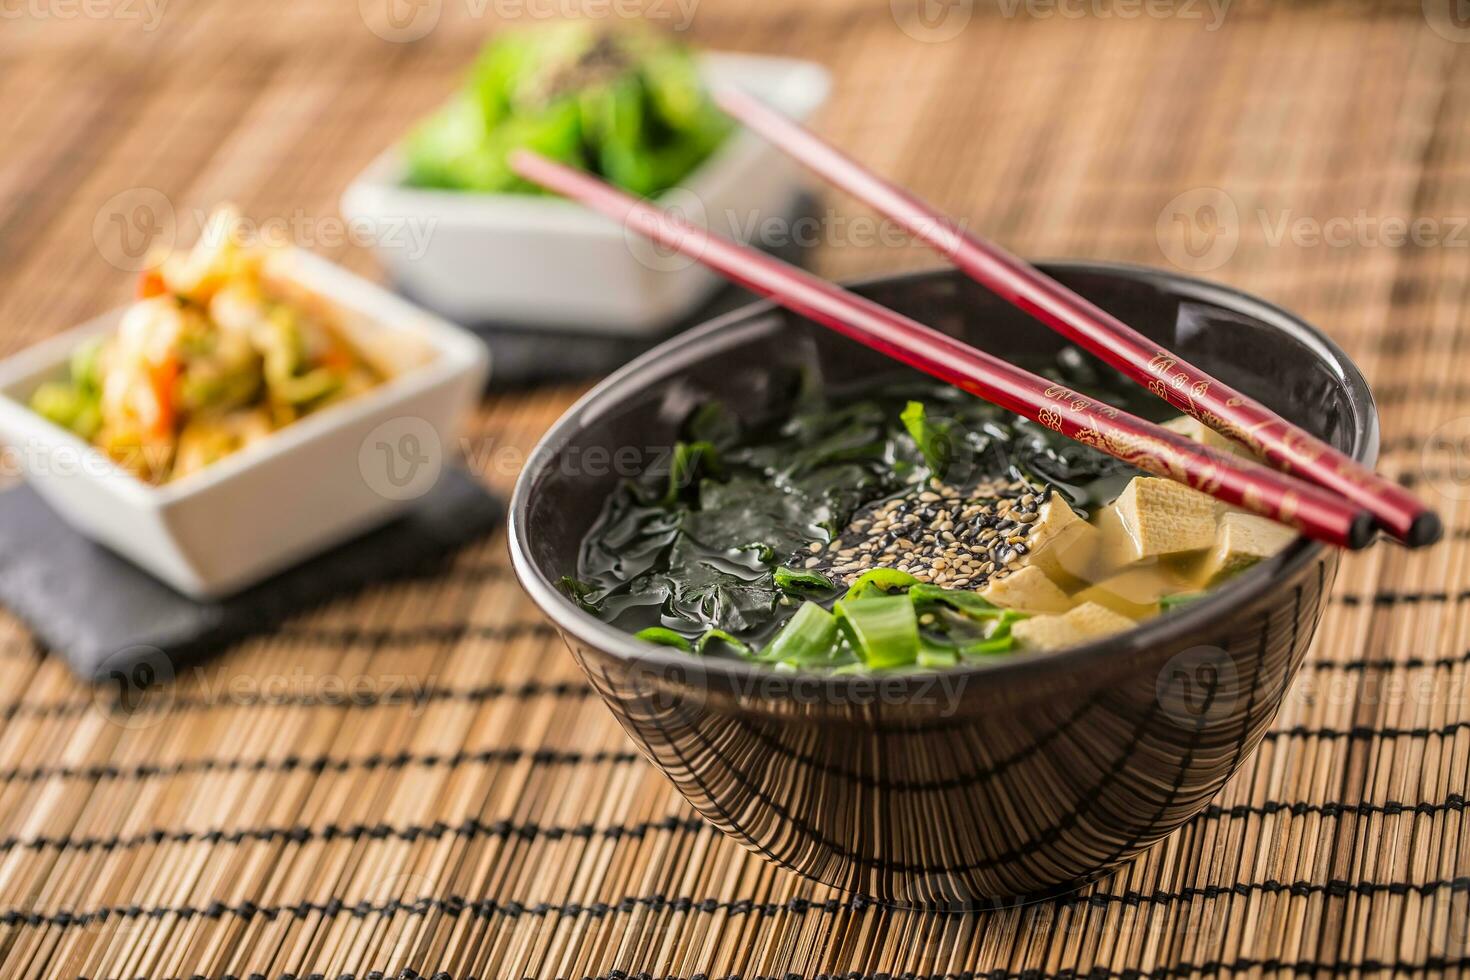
[31,208,383,484]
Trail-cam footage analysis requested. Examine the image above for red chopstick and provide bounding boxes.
[511,151,1374,550]
[713,88,1438,549]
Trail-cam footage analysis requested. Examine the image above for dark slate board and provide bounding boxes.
[0,468,502,681]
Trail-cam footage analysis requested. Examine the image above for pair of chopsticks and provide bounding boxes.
[510,96,1438,551]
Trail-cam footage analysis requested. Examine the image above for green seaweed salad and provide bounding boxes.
[562,352,1167,673]
[404,24,730,197]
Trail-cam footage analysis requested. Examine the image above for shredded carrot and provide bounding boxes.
[319,343,355,372]
[136,268,167,300]
[148,356,180,435]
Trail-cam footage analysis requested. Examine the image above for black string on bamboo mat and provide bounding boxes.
[0,746,644,785]
[1,641,1459,725]
[1,677,593,722]
[0,721,1464,788]
[0,792,1459,859]
[7,876,1467,929]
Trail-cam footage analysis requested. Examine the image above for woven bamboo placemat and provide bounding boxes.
[0,1,1467,976]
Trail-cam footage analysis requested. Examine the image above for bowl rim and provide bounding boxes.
[508,260,1380,697]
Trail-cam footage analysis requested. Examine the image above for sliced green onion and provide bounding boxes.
[961,633,1016,656]
[829,661,870,676]
[990,609,1027,635]
[917,642,959,669]
[696,628,751,656]
[842,567,921,601]
[761,600,839,665]
[774,566,835,596]
[908,583,1003,619]
[1160,592,1207,611]
[634,627,691,651]
[835,595,920,669]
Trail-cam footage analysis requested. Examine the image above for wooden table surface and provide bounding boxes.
[0,1,1467,977]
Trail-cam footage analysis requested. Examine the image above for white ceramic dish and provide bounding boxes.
[341,51,831,335]
[0,249,489,599]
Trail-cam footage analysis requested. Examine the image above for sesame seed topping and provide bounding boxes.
[808,477,1039,589]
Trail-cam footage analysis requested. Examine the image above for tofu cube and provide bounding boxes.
[1112,477,1217,559]
[1190,511,1296,586]
[1010,614,1083,651]
[1063,601,1138,640]
[981,565,1073,613]
[1072,565,1187,620]
[1026,493,1099,591]
[1162,415,1255,457]
[1011,601,1137,650]
[1089,503,1135,579]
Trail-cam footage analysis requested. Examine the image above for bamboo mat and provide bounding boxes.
[0,1,1468,976]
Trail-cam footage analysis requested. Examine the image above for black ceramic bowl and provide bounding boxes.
[508,263,1378,907]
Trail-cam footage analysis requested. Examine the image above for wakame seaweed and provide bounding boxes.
[566,349,1166,669]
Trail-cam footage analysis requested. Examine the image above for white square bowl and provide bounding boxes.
[340,51,831,335]
[0,249,490,600]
